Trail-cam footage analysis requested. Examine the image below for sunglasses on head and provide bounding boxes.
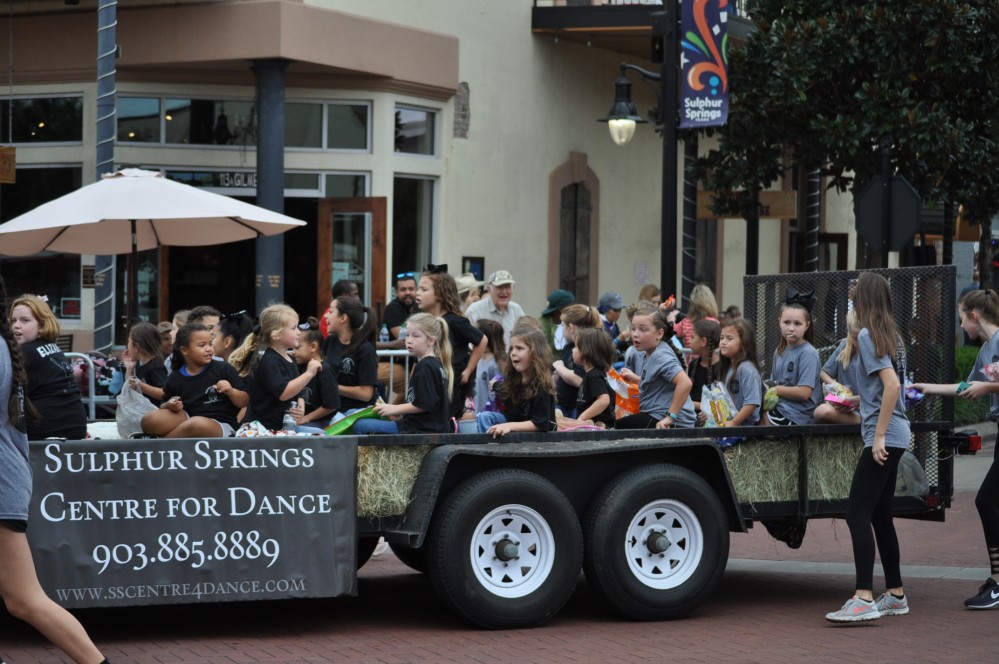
[396,272,417,280]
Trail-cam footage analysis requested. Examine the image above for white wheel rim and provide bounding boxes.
[624,499,703,589]
[469,504,556,598]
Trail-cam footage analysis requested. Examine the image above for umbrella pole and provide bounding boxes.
[128,218,138,327]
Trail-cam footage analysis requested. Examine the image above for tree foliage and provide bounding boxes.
[694,0,999,251]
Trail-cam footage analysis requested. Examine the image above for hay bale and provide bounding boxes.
[356,445,432,518]
[723,435,863,505]
[723,440,798,504]
[806,435,862,501]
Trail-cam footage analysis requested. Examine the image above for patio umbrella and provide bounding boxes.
[0,168,306,326]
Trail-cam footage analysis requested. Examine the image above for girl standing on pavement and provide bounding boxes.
[826,272,911,622]
[0,276,110,664]
[912,289,999,609]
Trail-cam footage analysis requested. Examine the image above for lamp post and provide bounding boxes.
[598,7,679,300]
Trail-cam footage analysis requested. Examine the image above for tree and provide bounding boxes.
[694,0,999,286]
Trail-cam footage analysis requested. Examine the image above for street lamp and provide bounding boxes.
[598,8,678,301]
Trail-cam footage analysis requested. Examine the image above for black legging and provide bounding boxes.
[975,435,999,574]
[846,446,905,591]
[616,412,661,429]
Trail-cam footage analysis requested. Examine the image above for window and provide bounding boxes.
[327,103,369,150]
[325,173,368,197]
[0,97,83,143]
[394,106,435,155]
[286,103,323,148]
[164,99,256,146]
[392,177,435,275]
[0,167,83,312]
[118,97,161,143]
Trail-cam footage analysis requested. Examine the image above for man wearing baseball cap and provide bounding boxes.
[466,269,526,346]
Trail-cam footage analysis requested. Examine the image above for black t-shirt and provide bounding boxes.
[245,348,301,431]
[299,362,340,427]
[688,360,710,410]
[577,367,615,428]
[135,358,167,405]
[323,337,378,411]
[383,298,416,336]
[442,312,484,375]
[555,343,585,411]
[400,357,451,434]
[21,339,87,440]
[504,389,557,432]
[162,360,246,428]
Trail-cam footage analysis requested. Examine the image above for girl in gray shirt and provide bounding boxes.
[826,272,911,624]
[765,299,822,425]
[617,310,696,429]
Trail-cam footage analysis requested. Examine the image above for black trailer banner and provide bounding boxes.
[28,437,358,608]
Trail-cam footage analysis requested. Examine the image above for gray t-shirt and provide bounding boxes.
[822,339,866,393]
[638,342,696,426]
[0,342,32,522]
[725,361,762,425]
[769,341,821,424]
[856,329,910,448]
[969,329,999,422]
[624,345,646,376]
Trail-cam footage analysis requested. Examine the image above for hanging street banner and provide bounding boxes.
[28,437,358,609]
[680,0,730,129]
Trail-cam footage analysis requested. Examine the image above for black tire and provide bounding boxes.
[427,469,583,629]
[583,464,729,621]
[356,536,379,570]
[389,542,428,574]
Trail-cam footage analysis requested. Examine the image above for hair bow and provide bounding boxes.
[785,286,816,311]
[424,263,448,275]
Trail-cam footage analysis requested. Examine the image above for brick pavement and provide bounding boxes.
[4,446,997,664]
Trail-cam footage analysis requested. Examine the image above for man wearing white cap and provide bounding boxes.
[466,270,525,346]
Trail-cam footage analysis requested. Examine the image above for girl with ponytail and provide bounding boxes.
[323,295,378,412]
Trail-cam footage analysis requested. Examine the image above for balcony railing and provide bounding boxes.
[534,1,749,17]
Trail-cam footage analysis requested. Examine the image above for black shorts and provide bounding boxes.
[0,518,28,533]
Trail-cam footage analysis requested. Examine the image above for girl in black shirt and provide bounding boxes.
[237,304,323,431]
[9,294,87,440]
[141,323,249,437]
[688,319,721,424]
[572,328,616,428]
[353,313,454,435]
[123,321,167,405]
[323,296,378,412]
[293,317,340,429]
[414,266,487,419]
[478,326,557,437]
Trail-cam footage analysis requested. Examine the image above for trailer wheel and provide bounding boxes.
[389,543,427,574]
[427,469,582,629]
[583,464,729,621]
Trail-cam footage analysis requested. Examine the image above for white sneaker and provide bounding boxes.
[825,595,881,622]
[371,537,389,558]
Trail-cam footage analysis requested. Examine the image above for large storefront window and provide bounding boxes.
[394,106,436,155]
[118,96,372,152]
[392,176,435,275]
[118,97,161,143]
[0,97,83,143]
[327,103,369,151]
[0,167,83,313]
[164,99,256,146]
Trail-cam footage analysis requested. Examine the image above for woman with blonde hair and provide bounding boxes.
[673,284,720,348]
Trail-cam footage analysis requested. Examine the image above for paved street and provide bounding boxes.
[3,433,996,664]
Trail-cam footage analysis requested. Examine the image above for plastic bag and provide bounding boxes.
[895,450,929,497]
[115,383,157,438]
[606,368,640,419]
[823,382,857,411]
[323,406,382,435]
[701,382,736,428]
[762,380,780,412]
